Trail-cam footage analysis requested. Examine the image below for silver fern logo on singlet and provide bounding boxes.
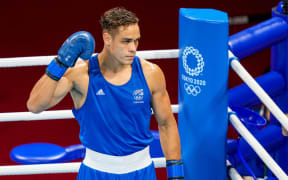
[133,89,144,103]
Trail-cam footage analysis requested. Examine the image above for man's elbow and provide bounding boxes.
[26,100,43,114]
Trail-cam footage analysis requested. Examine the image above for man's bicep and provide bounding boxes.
[151,89,174,126]
[149,65,173,124]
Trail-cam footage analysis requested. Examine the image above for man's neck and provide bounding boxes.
[98,50,130,74]
[97,50,132,85]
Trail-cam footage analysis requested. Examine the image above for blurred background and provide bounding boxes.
[0,0,278,179]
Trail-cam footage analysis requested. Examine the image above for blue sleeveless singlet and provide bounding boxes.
[72,54,154,156]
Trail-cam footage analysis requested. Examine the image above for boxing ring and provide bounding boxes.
[0,49,242,179]
[0,1,288,180]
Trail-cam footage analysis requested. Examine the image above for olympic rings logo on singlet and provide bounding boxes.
[184,83,201,96]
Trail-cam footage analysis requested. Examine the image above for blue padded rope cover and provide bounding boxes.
[271,4,288,174]
[178,8,229,180]
[229,17,288,60]
[228,71,285,108]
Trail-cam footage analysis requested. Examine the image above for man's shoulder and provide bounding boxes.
[65,60,89,80]
[72,60,89,72]
[139,58,165,91]
[139,58,160,74]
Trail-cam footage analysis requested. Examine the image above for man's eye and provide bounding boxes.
[122,39,140,43]
[122,40,131,43]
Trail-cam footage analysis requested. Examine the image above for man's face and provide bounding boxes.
[109,23,141,65]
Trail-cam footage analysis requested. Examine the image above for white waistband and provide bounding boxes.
[83,146,152,174]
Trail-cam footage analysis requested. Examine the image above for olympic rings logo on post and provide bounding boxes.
[181,46,206,96]
[184,83,201,96]
[182,46,204,77]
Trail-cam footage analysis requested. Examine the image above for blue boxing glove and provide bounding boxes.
[46,31,95,81]
[166,159,184,179]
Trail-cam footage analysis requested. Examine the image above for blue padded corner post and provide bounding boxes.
[178,8,229,180]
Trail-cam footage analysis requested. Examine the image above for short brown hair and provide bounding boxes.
[100,7,139,35]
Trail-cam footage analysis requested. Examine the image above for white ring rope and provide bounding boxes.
[0,110,73,122]
[0,49,179,68]
[0,105,179,122]
[229,50,288,133]
[0,157,244,178]
[0,158,166,176]
[227,160,243,180]
[228,107,288,180]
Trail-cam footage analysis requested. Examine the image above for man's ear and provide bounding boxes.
[103,32,112,46]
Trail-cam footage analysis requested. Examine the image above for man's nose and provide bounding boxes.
[128,42,137,52]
